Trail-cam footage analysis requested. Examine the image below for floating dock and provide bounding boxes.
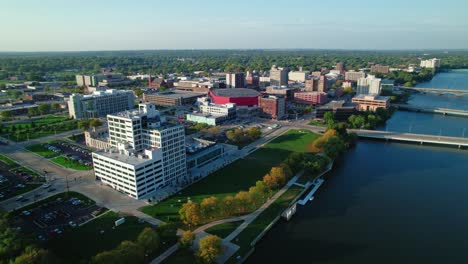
[297,178,324,205]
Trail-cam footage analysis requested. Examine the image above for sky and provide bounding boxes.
[1,0,468,51]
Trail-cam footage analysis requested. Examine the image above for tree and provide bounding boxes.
[137,227,160,254]
[323,112,336,129]
[38,104,51,115]
[51,103,61,112]
[0,211,22,261]
[234,191,251,214]
[28,107,39,118]
[322,136,346,160]
[179,201,202,228]
[11,246,57,264]
[89,119,103,128]
[134,89,144,97]
[92,241,144,264]
[246,127,261,139]
[221,196,236,217]
[197,235,223,264]
[200,196,219,220]
[1,110,13,119]
[180,230,195,249]
[78,119,91,131]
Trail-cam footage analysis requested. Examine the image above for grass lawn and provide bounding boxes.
[308,120,327,127]
[227,186,304,263]
[44,211,152,263]
[163,248,195,264]
[205,220,244,239]
[2,117,78,142]
[141,129,319,225]
[51,156,92,170]
[0,154,20,167]
[25,143,57,158]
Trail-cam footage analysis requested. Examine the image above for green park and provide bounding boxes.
[141,129,321,224]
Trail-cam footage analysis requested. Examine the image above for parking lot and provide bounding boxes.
[45,141,93,166]
[0,159,43,201]
[9,192,106,242]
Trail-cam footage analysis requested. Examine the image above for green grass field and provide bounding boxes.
[25,143,57,158]
[50,156,92,170]
[227,186,304,262]
[141,129,319,224]
[1,116,77,142]
[205,220,243,239]
[44,211,151,263]
[163,248,195,264]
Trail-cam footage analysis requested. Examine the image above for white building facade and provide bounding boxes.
[68,89,134,119]
[357,75,382,95]
[92,103,187,200]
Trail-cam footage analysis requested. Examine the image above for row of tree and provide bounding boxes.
[77,118,103,131]
[92,227,162,264]
[226,127,262,144]
[1,50,467,80]
[179,164,294,229]
[179,232,223,264]
[347,108,394,130]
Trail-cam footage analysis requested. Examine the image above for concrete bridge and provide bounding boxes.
[392,104,468,117]
[396,86,468,96]
[351,129,468,149]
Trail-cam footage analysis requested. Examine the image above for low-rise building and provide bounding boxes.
[68,89,134,119]
[352,94,390,112]
[85,126,110,150]
[345,71,366,82]
[143,90,206,106]
[315,100,357,120]
[258,94,286,120]
[294,92,328,105]
[370,64,390,74]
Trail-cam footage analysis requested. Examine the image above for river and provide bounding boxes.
[247,70,468,263]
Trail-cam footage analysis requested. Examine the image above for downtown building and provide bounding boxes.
[357,75,382,95]
[345,71,366,82]
[92,103,187,199]
[68,89,135,119]
[258,95,286,120]
[269,65,289,86]
[420,58,441,68]
[226,73,246,88]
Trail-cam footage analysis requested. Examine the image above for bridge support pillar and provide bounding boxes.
[420,141,423,145]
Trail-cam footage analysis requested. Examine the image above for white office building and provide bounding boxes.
[92,103,187,199]
[68,89,134,119]
[420,58,441,68]
[288,71,308,82]
[357,75,382,95]
[197,97,236,118]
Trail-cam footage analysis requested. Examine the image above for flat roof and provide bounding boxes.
[94,149,150,166]
[211,88,259,98]
[353,94,390,101]
[145,90,206,99]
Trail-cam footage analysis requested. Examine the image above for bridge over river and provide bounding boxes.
[396,86,468,96]
[392,104,468,117]
[351,129,468,149]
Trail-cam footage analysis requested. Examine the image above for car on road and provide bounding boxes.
[69,221,77,228]
[22,210,31,216]
[15,195,24,201]
[42,184,51,189]
[47,188,56,192]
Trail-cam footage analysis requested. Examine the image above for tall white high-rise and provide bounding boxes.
[420,58,441,68]
[357,75,382,95]
[92,103,187,199]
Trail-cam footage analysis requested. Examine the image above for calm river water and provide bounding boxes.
[248,70,468,263]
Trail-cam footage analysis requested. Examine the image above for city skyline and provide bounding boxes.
[1,0,468,51]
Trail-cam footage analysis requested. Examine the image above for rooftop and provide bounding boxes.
[145,90,206,99]
[353,94,390,101]
[318,100,357,109]
[94,148,154,166]
[211,88,260,97]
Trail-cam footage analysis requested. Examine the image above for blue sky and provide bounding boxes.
[1,0,467,51]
